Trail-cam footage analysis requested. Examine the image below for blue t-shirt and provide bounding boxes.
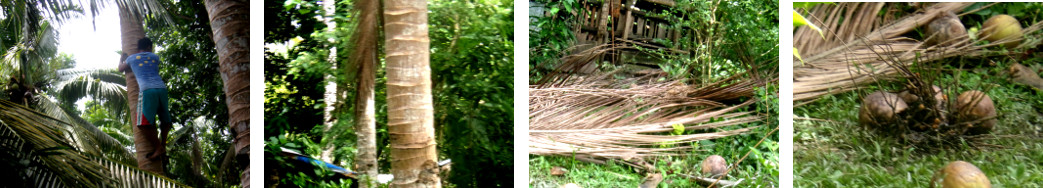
[126,52,166,90]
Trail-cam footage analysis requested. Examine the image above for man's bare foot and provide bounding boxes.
[147,144,166,160]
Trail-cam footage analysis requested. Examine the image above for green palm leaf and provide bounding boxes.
[0,99,116,187]
[34,95,135,165]
[0,99,189,187]
[99,126,133,146]
[54,68,129,118]
[93,156,190,188]
[2,20,59,88]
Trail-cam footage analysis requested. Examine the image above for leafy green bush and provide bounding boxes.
[428,0,515,187]
[529,0,582,83]
[265,0,515,187]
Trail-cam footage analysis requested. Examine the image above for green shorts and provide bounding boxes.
[137,88,171,127]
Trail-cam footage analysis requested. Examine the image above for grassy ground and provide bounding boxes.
[529,125,779,188]
[794,61,1043,187]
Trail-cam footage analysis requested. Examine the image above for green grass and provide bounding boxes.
[795,62,1043,187]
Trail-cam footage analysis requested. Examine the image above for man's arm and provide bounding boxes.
[118,53,131,73]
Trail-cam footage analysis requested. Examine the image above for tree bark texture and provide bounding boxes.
[204,0,251,187]
[353,0,381,187]
[383,0,440,187]
[320,0,340,164]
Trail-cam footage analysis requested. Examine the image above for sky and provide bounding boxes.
[53,5,122,110]
[57,5,122,71]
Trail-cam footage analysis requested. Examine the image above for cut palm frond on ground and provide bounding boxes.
[530,73,770,160]
[793,2,1043,103]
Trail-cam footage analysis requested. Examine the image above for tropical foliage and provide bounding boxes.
[265,0,514,187]
[0,0,243,187]
[528,0,778,187]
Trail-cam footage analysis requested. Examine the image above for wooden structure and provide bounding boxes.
[574,0,680,45]
[572,0,684,64]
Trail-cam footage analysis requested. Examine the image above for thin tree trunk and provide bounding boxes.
[353,0,381,187]
[383,0,440,187]
[118,2,164,176]
[319,0,339,163]
[203,0,251,187]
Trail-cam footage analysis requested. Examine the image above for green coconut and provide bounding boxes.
[979,14,1023,48]
[932,161,991,188]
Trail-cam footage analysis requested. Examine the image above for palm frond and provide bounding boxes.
[167,119,224,187]
[793,2,1043,103]
[111,0,174,26]
[99,126,133,146]
[56,69,128,86]
[53,68,128,118]
[170,120,195,146]
[34,95,136,165]
[530,74,767,159]
[94,156,191,188]
[0,99,116,187]
[1,99,189,187]
[2,19,59,86]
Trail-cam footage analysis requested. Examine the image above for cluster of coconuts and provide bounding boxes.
[859,87,996,135]
[933,161,991,188]
[923,10,1023,48]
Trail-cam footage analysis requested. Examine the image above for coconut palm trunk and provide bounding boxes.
[383,0,440,187]
[319,0,340,163]
[203,0,251,187]
[353,0,380,186]
[118,2,165,176]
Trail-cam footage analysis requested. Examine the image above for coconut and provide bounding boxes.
[932,161,991,188]
[979,14,1023,48]
[1008,63,1043,90]
[701,155,727,178]
[550,166,568,176]
[859,91,908,128]
[639,173,663,188]
[898,85,946,110]
[925,11,967,46]
[952,90,996,135]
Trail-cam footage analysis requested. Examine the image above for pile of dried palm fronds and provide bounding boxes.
[794,2,1043,104]
[529,71,772,161]
[537,39,690,86]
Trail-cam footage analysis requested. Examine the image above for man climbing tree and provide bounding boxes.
[119,38,173,163]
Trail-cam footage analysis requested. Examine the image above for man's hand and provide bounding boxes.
[118,53,131,73]
[119,62,130,73]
